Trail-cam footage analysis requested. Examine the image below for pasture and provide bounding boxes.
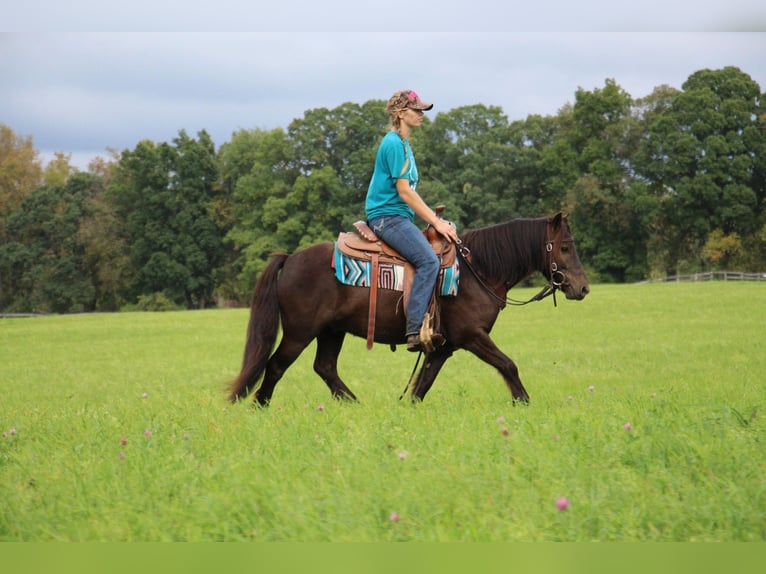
[0,282,764,541]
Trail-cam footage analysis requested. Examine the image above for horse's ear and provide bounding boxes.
[550,212,563,230]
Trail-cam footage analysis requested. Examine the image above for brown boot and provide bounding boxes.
[406,334,422,352]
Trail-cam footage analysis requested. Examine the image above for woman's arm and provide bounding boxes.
[395,178,459,243]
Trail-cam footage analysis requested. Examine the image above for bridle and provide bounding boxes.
[456,223,570,309]
[546,236,569,291]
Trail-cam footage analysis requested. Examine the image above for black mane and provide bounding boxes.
[460,218,548,287]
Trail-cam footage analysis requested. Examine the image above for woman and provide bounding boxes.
[365,90,460,352]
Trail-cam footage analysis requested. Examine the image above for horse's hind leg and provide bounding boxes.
[314,329,357,401]
[254,337,311,406]
[409,348,453,402]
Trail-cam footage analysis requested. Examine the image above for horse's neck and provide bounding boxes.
[502,219,546,287]
[466,219,546,289]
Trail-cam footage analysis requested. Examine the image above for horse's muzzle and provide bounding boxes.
[563,282,590,300]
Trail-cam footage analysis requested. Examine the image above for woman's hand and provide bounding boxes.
[432,218,459,244]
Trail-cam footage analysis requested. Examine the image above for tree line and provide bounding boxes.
[1,66,764,313]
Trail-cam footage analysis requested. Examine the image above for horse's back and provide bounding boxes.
[278,242,336,300]
[277,241,407,344]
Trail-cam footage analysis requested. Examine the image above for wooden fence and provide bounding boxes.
[638,271,766,284]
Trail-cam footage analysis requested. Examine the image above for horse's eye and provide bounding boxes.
[561,245,570,253]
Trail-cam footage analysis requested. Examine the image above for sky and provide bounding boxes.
[2,3,766,170]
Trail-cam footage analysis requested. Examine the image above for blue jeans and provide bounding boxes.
[369,215,440,336]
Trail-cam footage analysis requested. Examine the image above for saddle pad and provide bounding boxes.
[333,243,459,296]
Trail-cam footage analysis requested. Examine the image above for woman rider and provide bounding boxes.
[365,90,459,351]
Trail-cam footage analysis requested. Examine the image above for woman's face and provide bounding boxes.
[399,107,425,129]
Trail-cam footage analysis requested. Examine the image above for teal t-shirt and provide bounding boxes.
[365,131,418,221]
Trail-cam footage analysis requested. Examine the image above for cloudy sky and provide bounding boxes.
[2,2,765,169]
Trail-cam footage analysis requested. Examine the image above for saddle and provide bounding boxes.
[336,208,456,351]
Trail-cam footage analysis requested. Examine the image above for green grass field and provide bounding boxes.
[1,282,764,541]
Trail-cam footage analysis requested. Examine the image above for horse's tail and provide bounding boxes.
[228,253,289,402]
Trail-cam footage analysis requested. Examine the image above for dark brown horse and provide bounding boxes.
[229,213,589,406]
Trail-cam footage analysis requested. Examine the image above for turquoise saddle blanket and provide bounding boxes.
[332,243,459,297]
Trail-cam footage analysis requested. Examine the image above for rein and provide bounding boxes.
[456,230,566,309]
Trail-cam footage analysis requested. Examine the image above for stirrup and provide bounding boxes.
[418,314,435,353]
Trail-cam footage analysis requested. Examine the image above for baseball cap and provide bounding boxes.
[386,90,434,113]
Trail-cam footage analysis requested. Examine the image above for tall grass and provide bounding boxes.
[0,282,763,541]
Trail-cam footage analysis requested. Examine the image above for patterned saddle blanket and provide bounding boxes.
[333,246,459,296]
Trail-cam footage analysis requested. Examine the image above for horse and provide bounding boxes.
[229,212,589,406]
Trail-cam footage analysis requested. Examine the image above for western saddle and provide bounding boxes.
[335,207,456,351]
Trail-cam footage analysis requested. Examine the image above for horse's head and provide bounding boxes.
[546,213,590,300]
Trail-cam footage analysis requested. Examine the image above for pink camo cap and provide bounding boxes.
[386,90,434,113]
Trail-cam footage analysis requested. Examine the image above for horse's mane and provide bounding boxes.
[460,218,548,285]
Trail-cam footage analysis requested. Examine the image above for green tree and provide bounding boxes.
[636,67,765,274]
[221,127,296,292]
[0,173,102,313]
[107,138,172,303]
[77,191,129,310]
[420,104,516,228]
[0,125,44,310]
[561,80,648,281]
[629,84,682,277]
[535,104,580,214]
[42,151,77,187]
[0,125,42,219]
[107,130,224,308]
[564,176,649,282]
[505,112,578,216]
[287,100,386,191]
[701,229,744,270]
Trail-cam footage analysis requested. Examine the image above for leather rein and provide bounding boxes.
[455,227,569,310]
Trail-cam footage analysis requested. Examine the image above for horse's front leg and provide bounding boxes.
[409,348,454,402]
[462,331,530,403]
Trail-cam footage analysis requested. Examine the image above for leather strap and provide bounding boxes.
[367,252,379,349]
